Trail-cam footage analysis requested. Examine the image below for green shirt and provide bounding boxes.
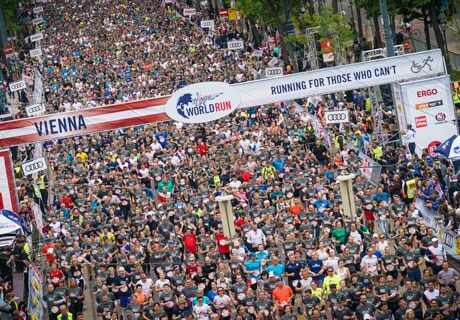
[332,228,347,245]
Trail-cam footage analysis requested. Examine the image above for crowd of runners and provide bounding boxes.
[0,0,459,320]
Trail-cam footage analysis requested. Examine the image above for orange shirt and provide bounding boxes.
[272,285,293,306]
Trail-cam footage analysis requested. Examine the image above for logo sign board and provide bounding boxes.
[165,82,240,124]
[399,75,458,152]
[325,110,349,124]
[32,17,43,25]
[227,40,244,51]
[30,33,44,42]
[33,6,44,14]
[25,104,45,117]
[267,57,278,67]
[183,8,196,16]
[265,67,283,78]
[30,48,42,58]
[200,20,215,29]
[21,157,47,176]
[165,0,173,3]
[9,80,26,92]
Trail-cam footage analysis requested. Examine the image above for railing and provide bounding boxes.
[411,38,460,71]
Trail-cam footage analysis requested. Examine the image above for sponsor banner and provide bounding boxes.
[265,67,283,78]
[21,157,47,176]
[0,150,18,212]
[9,80,26,92]
[30,33,44,42]
[252,49,263,57]
[0,97,170,147]
[33,6,44,14]
[400,75,458,152]
[219,8,228,17]
[391,83,407,132]
[31,201,44,236]
[29,48,42,58]
[28,263,44,320]
[227,40,244,51]
[267,57,278,67]
[233,49,444,108]
[321,38,334,63]
[200,20,214,29]
[183,8,196,16]
[357,151,382,186]
[416,198,459,261]
[325,110,349,124]
[0,50,446,147]
[228,8,237,21]
[165,82,240,124]
[25,104,45,117]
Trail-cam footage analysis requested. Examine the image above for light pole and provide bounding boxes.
[349,0,357,40]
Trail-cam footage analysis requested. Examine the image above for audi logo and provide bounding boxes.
[24,161,44,172]
[266,69,282,76]
[27,105,44,113]
[326,113,347,121]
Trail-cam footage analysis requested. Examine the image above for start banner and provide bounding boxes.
[0,49,445,147]
[0,149,18,212]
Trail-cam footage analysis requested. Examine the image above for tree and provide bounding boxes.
[0,0,20,34]
[237,0,305,72]
[291,6,353,66]
[396,0,431,49]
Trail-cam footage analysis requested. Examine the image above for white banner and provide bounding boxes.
[31,202,44,236]
[233,49,445,108]
[21,157,47,176]
[252,49,263,57]
[227,40,244,51]
[32,17,43,25]
[399,75,458,153]
[200,20,214,29]
[267,57,278,67]
[33,6,44,14]
[265,67,283,78]
[9,80,26,92]
[325,110,349,124]
[0,150,18,212]
[28,263,44,320]
[391,83,407,132]
[29,48,42,58]
[183,8,196,16]
[25,104,45,117]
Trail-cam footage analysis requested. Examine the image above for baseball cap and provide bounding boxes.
[118,267,125,272]
[168,240,175,244]
[276,278,283,282]
[248,252,256,257]
[372,234,378,238]
[432,237,439,242]
[363,315,372,320]
[140,274,146,279]
[268,271,275,277]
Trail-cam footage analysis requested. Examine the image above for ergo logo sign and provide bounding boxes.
[417,88,438,97]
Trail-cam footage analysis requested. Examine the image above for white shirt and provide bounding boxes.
[213,294,231,308]
[246,229,266,246]
[424,288,439,302]
[403,129,416,143]
[136,279,154,296]
[229,180,242,189]
[361,254,379,273]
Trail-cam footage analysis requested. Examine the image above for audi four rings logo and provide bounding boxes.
[327,113,347,121]
[27,105,43,113]
[266,69,282,76]
[24,162,44,172]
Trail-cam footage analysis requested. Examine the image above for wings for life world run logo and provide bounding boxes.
[166,82,240,124]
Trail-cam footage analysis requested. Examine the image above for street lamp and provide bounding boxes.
[440,21,452,74]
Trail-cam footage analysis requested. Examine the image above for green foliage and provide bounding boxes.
[1,0,20,32]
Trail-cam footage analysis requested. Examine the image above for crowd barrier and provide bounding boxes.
[416,198,460,261]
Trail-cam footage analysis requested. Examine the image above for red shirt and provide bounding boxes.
[49,268,64,286]
[240,172,253,182]
[62,196,73,209]
[42,244,56,263]
[196,144,208,156]
[216,232,230,254]
[183,234,197,254]
[186,263,201,276]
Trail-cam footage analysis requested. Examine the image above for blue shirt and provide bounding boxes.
[267,264,285,277]
[307,259,324,281]
[273,158,285,172]
[245,260,261,279]
[373,192,390,202]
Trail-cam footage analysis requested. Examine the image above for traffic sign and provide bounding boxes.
[219,8,228,17]
[402,40,411,51]
[3,45,14,56]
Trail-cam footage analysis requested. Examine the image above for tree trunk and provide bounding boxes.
[422,7,431,50]
[356,4,363,38]
[373,14,382,48]
[306,0,315,15]
[390,15,396,42]
[332,0,339,12]
[429,0,446,57]
[266,0,299,72]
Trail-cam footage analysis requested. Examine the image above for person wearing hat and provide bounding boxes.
[425,237,446,274]
[244,252,261,288]
[136,273,154,297]
[115,267,132,313]
[332,296,354,319]
[272,277,294,312]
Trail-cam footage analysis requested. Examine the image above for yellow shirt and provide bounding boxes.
[75,152,88,163]
[323,274,342,293]
[99,232,115,243]
[311,287,323,301]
